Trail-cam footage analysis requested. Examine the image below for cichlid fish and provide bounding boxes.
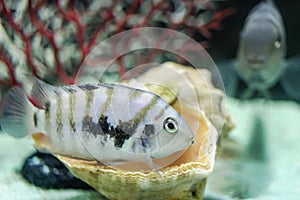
[236,0,286,94]
[218,1,300,103]
[0,80,194,168]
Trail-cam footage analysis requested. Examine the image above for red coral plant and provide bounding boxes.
[0,0,233,93]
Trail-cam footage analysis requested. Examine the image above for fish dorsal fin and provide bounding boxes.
[144,83,177,105]
[30,79,59,109]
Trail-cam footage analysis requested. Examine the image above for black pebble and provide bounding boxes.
[21,151,93,190]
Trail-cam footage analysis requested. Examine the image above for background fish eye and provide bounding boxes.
[163,117,178,134]
[274,39,281,49]
[273,34,282,48]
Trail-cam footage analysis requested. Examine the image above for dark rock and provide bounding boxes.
[21,152,93,190]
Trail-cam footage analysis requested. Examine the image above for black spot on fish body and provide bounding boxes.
[33,112,38,127]
[141,124,155,148]
[141,137,151,148]
[111,126,127,148]
[45,101,50,112]
[70,121,76,132]
[44,101,51,125]
[83,115,137,148]
[118,120,137,137]
[82,116,105,137]
[111,126,132,148]
[143,124,155,137]
[98,115,110,133]
[112,120,137,148]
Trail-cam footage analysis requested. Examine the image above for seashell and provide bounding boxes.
[58,110,217,200]
[53,62,233,200]
[121,62,234,137]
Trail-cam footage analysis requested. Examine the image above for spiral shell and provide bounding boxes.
[58,110,217,200]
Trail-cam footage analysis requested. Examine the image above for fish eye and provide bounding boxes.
[274,40,281,48]
[274,36,282,49]
[163,117,178,134]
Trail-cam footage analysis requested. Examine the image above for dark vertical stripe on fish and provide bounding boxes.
[129,87,143,102]
[85,90,94,117]
[56,96,63,136]
[33,112,38,127]
[44,101,50,129]
[132,95,159,127]
[69,93,76,132]
[99,87,113,120]
[154,103,169,121]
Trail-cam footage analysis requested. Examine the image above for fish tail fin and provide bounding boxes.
[0,87,36,137]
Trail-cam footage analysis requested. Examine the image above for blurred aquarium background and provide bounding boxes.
[0,0,300,199]
[208,0,300,60]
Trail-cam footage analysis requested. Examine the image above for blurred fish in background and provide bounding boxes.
[204,0,300,199]
[214,0,300,103]
[236,0,286,96]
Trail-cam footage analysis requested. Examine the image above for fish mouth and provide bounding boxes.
[248,60,264,65]
[247,55,266,66]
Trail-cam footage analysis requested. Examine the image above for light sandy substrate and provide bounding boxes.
[206,98,300,200]
[1,98,300,200]
[0,133,104,200]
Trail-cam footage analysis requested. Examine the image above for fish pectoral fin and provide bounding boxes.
[280,57,300,103]
[30,79,59,108]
